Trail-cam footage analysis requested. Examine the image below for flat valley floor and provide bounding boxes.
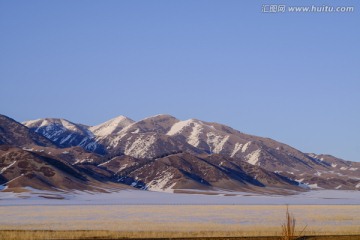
[1,190,360,239]
[1,205,360,238]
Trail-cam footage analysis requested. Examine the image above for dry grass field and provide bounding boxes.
[0,205,360,239]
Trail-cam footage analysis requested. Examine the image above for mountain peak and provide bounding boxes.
[89,115,135,137]
[23,118,85,133]
[142,114,178,121]
[120,114,179,134]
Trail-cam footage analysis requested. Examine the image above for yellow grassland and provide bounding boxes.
[0,205,359,239]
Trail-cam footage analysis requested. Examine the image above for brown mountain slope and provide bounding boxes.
[0,145,129,192]
[0,145,89,191]
[98,152,303,194]
[0,114,54,147]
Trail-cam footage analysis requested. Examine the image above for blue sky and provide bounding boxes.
[0,0,359,161]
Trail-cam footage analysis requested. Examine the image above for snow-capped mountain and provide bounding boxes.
[1,113,359,193]
[23,118,104,153]
[95,115,201,158]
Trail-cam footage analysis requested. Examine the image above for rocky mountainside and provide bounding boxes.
[1,113,359,194]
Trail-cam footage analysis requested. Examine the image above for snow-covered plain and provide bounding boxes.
[1,188,360,205]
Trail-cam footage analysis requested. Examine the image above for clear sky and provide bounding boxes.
[0,0,359,161]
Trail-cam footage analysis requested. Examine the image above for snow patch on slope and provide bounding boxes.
[206,133,229,153]
[146,171,175,193]
[167,120,192,136]
[308,183,322,189]
[231,143,243,157]
[246,149,261,165]
[0,161,17,174]
[90,116,134,137]
[187,122,203,147]
[124,134,156,158]
[242,142,251,153]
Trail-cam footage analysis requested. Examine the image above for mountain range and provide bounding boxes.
[1,113,359,195]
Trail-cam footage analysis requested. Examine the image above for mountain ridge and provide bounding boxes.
[1,113,359,194]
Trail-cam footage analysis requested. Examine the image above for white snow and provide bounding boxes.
[106,134,127,148]
[246,149,261,165]
[60,119,81,132]
[74,159,94,165]
[131,129,140,134]
[0,174,24,189]
[167,119,231,151]
[60,134,73,144]
[230,143,243,157]
[90,116,134,137]
[241,142,251,153]
[84,141,98,151]
[2,189,360,205]
[331,163,337,168]
[22,119,41,127]
[349,167,358,171]
[124,134,156,158]
[39,119,50,128]
[166,119,192,136]
[356,183,360,189]
[206,133,229,153]
[146,171,175,193]
[178,121,202,147]
[25,119,84,136]
[187,122,203,147]
[79,137,89,146]
[340,167,348,170]
[294,179,309,189]
[43,124,66,138]
[308,183,322,189]
[118,164,128,172]
[335,185,342,190]
[22,147,34,151]
[0,161,17,174]
[98,159,113,167]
